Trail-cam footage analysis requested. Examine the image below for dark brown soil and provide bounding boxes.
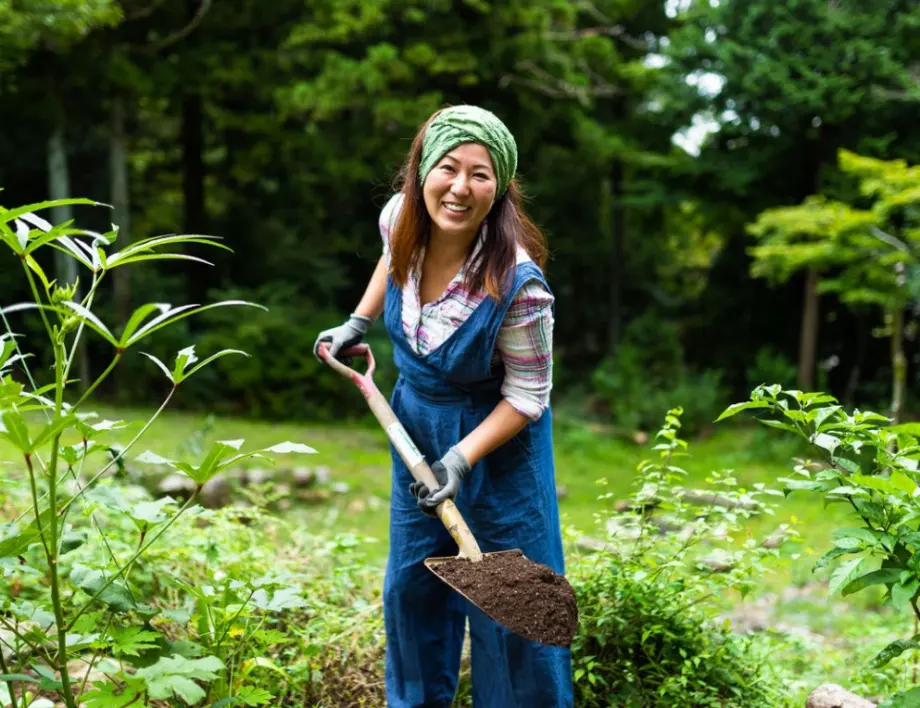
[428,550,578,647]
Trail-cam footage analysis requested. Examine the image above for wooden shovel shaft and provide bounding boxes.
[320,343,483,561]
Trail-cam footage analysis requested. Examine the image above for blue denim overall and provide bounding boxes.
[382,261,574,707]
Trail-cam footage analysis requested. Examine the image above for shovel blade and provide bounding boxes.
[423,549,578,648]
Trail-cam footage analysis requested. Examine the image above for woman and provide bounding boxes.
[314,105,573,707]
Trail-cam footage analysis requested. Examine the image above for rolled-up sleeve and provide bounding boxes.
[497,280,554,420]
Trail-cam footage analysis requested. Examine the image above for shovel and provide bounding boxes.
[319,342,578,648]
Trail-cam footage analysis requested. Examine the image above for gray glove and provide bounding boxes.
[313,313,372,361]
[410,446,472,518]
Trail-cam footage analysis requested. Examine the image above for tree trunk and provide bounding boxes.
[48,123,90,391]
[797,268,820,390]
[181,90,206,301]
[607,160,624,354]
[48,125,78,289]
[110,94,132,326]
[891,306,906,425]
[843,314,867,407]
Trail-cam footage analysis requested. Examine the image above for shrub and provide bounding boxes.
[568,408,792,707]
[592,312,726,435]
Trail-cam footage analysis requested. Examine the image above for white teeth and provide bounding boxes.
[443,203,470,213]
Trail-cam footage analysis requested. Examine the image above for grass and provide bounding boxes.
[1,403,913,702]
[0,403,856,571]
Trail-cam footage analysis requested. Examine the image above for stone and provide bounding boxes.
[332,481,350,494]
[555,485,568,500]
[346,499,367,514]
[157,474,196,498]
[292,467,314,487]
[806,683,876,708]
[200,474,230,508]
[315,466,332,484]
[245,467,273,485]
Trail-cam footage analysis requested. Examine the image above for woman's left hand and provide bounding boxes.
[410,446,471,517]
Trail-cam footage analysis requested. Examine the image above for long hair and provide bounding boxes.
[389,110,548,301]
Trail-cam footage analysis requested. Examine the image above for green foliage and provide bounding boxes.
[592,312,726,434]
[0,198,317,708]
[722,384,920,682]
[746,347,798,391]
[569,409,791,706]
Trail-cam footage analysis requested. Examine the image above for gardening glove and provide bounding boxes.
[410,446,472,518]
[313,313,372,362]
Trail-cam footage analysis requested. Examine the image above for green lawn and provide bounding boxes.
[0,403,856,575]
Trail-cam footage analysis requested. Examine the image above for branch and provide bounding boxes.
[545,25,648,50]
[499,60,622,104]
[577,0,612,24]
[123,0,168,21]
[144,0,213,53]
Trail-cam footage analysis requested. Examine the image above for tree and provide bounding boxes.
[749,150,920,423]
[662,0,920,388]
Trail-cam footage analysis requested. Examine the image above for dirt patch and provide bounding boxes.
[428,550,578,647]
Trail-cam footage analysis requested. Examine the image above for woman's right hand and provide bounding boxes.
[313,313,373,361]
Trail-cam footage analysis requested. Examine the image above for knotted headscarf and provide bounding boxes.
[418,105,518,196]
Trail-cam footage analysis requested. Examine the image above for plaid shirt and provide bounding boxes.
[379,193,554,420]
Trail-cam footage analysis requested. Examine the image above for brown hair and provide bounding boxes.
[388,110,548,301]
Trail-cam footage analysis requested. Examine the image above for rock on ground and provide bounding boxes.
[806,683,876,708]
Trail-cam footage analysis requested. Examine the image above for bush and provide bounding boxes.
[592,312,726,434]
[568,409,791,707]
[746,347,797,391]
[181,283,397,421]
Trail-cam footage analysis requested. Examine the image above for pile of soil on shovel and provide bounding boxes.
[429,550,578,647]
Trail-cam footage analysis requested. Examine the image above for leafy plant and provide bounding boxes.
[592,312,727,435]
[0,198,316,707]
[568,408,794,706]
[721,384,920,705]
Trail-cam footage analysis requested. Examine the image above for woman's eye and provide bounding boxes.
[440,164,455,173]
[475,173,489,180]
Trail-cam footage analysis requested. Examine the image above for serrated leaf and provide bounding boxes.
[81,680,142,708]
[110,627,162,657]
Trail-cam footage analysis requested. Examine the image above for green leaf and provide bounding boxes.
[1,409,32,453]
[61,530,87,554]
[842,568,903,596]
[130,498,176,528]
[81,679,142,708]
[61,301,117,346]
[891,471,918,495]
[136,654,225,705]
[715,400,772,422]
[880,685,920,707]
[250,587,305,612]
[892,579,920,611]
[872,637,920,668]
[236,686,274,706]
[814,546,857,571]
[758,418,799,433]
[110,627,162,657]
[829,557,864,596]
[70,566,137,612]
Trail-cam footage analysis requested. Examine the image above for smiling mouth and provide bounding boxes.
[442,202,471,214]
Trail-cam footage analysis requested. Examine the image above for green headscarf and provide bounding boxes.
[418,105,518,196]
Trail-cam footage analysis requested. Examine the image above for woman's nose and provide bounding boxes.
[450,173,471,196]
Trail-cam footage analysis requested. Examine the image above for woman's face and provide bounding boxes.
[422,142,497,243]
